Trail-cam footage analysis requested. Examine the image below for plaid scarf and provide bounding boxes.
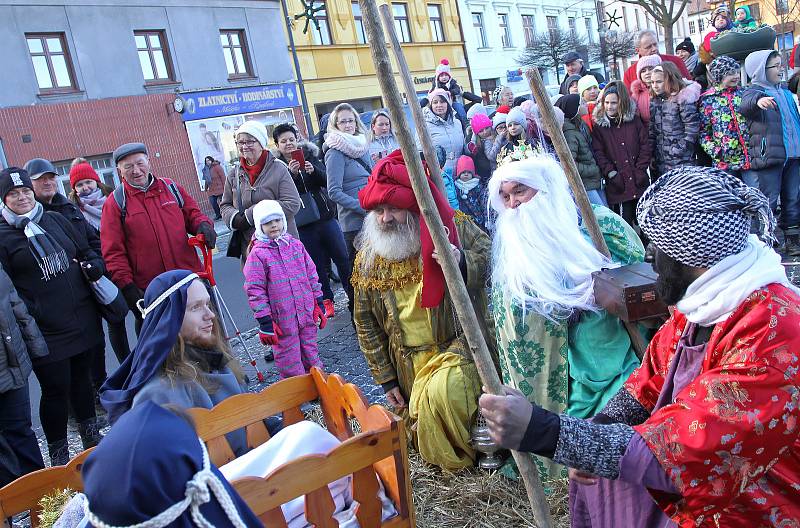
[2,202,69,281]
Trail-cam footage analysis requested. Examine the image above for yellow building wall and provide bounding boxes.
[283,0,471,130]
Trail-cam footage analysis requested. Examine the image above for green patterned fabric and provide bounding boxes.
[492,204,645,480]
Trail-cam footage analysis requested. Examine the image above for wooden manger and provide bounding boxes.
[190,367,415,528]
[0,368,414,528]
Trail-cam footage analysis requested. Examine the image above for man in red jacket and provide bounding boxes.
[101,142,216,333]
[623,29,692,89]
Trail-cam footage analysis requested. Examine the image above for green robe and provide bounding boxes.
[493,205,645,480]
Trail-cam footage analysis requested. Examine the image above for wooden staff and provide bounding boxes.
[526,68,648,356]
[359,1,553,526]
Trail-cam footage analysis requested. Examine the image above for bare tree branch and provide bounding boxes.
[612,0,690,53]
[590,30,637,79]
[517,26,588,84]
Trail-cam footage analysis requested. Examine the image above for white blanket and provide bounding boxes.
[220,421,397,527]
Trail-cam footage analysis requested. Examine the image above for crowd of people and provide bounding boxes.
[0,24,799,528]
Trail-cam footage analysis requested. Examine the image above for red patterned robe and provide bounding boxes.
[626,283,800,527]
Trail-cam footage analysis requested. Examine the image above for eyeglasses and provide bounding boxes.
[235,140,258,147]
[121,160,148,171]
[337,118,356,125]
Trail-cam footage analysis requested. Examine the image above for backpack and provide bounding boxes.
[113,177,184,223]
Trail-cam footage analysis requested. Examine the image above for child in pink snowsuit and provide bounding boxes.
[244,200,327,379]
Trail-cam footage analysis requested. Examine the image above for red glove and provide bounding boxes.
[257,319,283,346]
[259,330,278,346]
[467,141,477,154]
[313,303,328,330]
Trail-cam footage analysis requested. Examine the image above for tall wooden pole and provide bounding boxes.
[526,68,648,355]
[376,8,445,194]
[359,1,553,526]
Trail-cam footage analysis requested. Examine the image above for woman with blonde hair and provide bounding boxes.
[324,103,372,314]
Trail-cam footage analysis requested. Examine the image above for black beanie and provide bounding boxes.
[675,37,695,55]
[0,167,34,203]
[554,94,581,120]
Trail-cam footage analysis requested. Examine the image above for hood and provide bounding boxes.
[593,98,637,127]
[252,199,287,242]
[675,81,702,104]
[735,5,753,21]
[564,74,582,89]
[271,139,320,162]
[745,49,779,88]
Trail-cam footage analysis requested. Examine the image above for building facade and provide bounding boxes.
[0,0,300,216]
[282,0,471,130]
[458,0,603,101]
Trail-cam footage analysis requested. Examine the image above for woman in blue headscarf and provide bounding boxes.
[80,401,263,527]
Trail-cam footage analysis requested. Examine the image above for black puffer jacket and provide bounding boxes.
[0,264,47,392]
[649,82,702,174]
[41,193,101,253]
[563,116,602,191]
[273,140,335,224]
[741,85,790,171]
[0,212,104,364]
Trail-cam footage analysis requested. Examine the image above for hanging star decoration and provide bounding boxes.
[295,0,326,34]
[604,9,622,29]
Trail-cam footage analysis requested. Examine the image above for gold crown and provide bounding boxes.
[496,140,548,168]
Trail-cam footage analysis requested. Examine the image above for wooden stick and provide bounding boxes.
[525,68,648,356]
[375,13,445,194]
[359,2,553,526]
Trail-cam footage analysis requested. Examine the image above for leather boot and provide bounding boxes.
[47,439,70,467]
[78,418,103,450]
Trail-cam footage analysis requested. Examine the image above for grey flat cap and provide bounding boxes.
[113,143,148,165]
[562,51,582,64]
[23,158,57,180]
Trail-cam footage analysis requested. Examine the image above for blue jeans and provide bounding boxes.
[586,189,608,207]
[298,218,352,302]
[0,383,45,477]
[725,169,759,188]
[755,158,800,229]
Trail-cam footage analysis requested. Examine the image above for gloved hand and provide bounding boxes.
[197,222,217,249]
[313,299,327,330]
[122,283,144,313]
[80,261,103,282]
[467,141,477,154]
[232,212,251,231]
[257,316,282,346]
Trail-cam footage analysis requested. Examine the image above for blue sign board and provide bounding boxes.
[180,82,299,121]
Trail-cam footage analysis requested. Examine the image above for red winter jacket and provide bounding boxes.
[623,54,692,89]
[101,177,210,290]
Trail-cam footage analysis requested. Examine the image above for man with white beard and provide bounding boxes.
[488,154,645,480]
[352,150,493,470]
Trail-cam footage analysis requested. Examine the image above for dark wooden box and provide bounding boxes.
[592,262,669,322]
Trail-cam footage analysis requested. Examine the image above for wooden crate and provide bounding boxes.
[593,262,669,322]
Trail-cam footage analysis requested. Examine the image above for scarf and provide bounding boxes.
[130,174,155,192]
[677,235,800,325]
[1,202,69,281]
[454,178,480,198]
[240,150,268,186]
[78,187,107,231]
[324,131,369,159]
[684,52,699,73]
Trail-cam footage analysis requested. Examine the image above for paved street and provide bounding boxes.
[29,228,382,462]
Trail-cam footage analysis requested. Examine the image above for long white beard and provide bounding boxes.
[492,196,611,320]
[355,212,421,271]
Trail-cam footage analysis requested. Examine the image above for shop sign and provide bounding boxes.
[179,83,298,121]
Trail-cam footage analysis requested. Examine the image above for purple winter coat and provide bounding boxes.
[243,235,322,334]
[591,102,653,205]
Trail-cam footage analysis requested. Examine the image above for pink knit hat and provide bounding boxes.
[428,87,452,104]
[456,155,475,177]
[636,54,663,79]
[471,113,492,134]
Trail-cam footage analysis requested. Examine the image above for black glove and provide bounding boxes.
[232,212,251,231]
[197,222,217,249]
[80,261,103,282]
[122,283,144,313]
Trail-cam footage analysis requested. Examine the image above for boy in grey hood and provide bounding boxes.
[742,49,800,254]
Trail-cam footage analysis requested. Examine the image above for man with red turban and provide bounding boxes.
[352,150,493,470]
